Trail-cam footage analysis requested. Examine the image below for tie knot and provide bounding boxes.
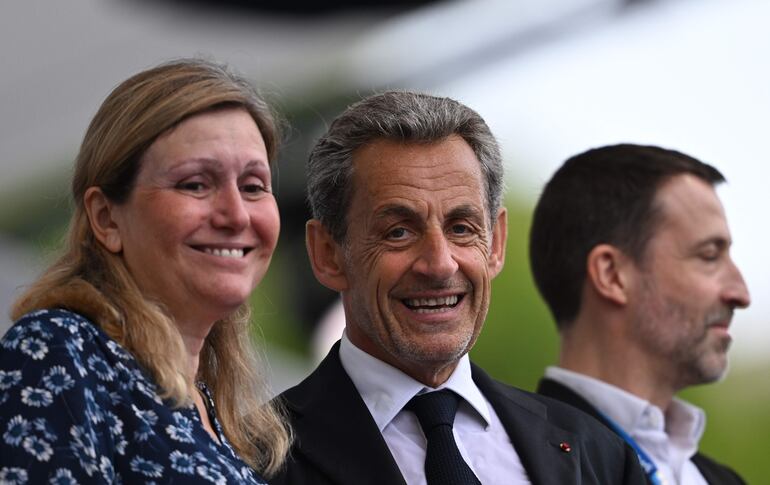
[407,390,460,430]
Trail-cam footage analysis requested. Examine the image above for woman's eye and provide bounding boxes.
[177,181,206,192]
[241,183,267,194]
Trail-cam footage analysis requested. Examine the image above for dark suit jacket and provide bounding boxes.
[537,378,746,485]
[270,342,646,484]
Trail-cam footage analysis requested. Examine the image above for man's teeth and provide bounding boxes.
[203,248,244,258]
[405,295,459,312]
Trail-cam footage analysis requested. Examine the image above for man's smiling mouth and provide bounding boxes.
[402,295,463,314]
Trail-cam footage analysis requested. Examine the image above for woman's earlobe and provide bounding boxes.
[84,186,122,253]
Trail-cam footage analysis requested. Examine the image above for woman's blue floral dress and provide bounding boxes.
[0,308,267,484]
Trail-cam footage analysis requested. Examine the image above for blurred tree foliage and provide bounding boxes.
[0,165,72,251]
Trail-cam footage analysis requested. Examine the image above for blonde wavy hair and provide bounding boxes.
[11,58,291,476]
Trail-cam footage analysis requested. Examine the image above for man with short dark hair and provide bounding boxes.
[531,144,751,485]
[271,93,646,484]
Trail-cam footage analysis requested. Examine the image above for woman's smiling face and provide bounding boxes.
[110,107,280,324]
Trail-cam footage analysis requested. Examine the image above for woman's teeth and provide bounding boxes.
[203,248,244,258]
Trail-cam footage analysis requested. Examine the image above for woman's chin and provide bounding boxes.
[185,288,253,323]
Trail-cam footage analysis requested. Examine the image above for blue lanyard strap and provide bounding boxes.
[599,412,664,485]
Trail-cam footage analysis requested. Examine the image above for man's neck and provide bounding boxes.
[346,331,460,388]
[558,325,676,409]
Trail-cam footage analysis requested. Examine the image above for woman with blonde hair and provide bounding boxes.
[0,58,290,483]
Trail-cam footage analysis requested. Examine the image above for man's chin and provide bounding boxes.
[687,355,729,386]
[394,335,472,366]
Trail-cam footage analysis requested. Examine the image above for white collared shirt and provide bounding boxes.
[340,333,530,484]
[545,366,709,485]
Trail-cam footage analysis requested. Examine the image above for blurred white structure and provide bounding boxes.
[2,0,768,366]
[436,0,770,363]
[312,298,346,364]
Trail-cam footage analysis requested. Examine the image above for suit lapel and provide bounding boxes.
[691,453,746,485]
[281,342,407,485]
[473,365,580,484]
[540,378,746,484]
[536,378,609,425]
[538,378,658,485]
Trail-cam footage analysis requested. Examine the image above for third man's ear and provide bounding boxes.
[585,244,630,306]
[305,219,349,292]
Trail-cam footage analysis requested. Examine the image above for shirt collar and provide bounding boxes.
[340,332,491,432]
[666,397,706,450]
[545,366,705,445]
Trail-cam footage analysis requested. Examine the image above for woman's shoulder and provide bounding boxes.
[1,309,267,483]
[4,307,131,359]
[0,307,140,413]
[4,308,99,345]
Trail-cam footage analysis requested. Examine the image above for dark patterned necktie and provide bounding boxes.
[406,390,482,485]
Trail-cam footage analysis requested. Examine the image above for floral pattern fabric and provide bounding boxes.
[0,308,266,484]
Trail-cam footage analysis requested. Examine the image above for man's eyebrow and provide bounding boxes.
[692,236,730,252]
[447,204,484,221]
[374,204,420,220]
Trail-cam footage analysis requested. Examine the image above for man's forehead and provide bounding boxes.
[655,174,724,218]
[348,136,488,222]
[354,137,480,182]
[651,174,730,241]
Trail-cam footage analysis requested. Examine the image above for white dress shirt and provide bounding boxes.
[340,333,530,484]
[545,366,709,485]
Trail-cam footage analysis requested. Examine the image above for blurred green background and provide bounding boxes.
[3,182,765,483]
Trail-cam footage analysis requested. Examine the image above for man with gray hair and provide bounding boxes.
[272,92,646,484]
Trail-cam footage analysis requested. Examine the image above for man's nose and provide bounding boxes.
[411,229,459,280]
[723,257,751,309]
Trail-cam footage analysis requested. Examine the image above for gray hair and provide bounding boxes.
[307,91,504,242]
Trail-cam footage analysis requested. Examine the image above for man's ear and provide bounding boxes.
[306,219,349,292]
[84,187,122,253]
[585,244,630,306]
[488,206,508,278]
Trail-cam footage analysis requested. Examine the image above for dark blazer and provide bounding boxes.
[270,342,646,484]
[537,378,746,485]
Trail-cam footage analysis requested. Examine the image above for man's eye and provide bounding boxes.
[387,227,409,240]
[450,224,471,235]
